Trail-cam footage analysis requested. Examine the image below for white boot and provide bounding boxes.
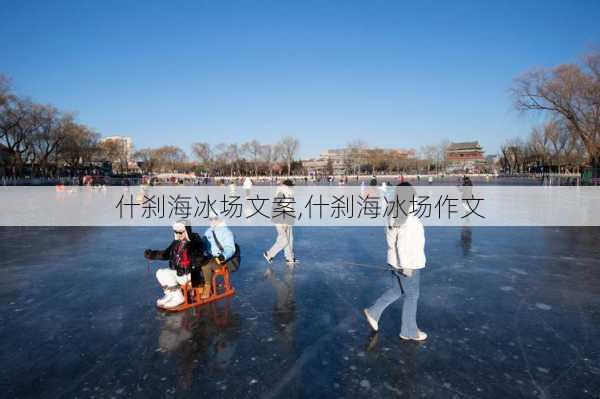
[156,288,173,307]
[163,289,184,309]
[363,308,379,332]
[400,330,428,341]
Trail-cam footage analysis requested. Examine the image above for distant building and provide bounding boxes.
[320,149,347,175]
[127,160,142,174]
[446,141,485,171]
[302,158,328,176]
[386,148,416,160]
[303,147,416,176]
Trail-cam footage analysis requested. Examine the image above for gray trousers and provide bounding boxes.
[266,224,294,260]
[366,269,421,338]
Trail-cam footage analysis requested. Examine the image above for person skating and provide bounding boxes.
[263,179,298,266]
[144,219,206,309]
[243,176,253,198]
[459,175,474,215]
[363,182,428,341]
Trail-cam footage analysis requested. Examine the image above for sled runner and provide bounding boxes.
[158,265,235,312]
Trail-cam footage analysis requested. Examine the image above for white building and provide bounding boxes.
[305,147,416,176]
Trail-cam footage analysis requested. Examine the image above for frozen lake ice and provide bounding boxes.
[1,226,599,398]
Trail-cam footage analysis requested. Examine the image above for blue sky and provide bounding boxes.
[1,0,599,158]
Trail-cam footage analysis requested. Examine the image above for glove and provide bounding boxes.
[215,254,226,265]
[401,268,414,277]
[144,249,152,259]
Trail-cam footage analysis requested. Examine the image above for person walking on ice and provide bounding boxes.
[458,175,473,216]
[263,179,298,266]
[363,182,428,341]
[243,176,253,198]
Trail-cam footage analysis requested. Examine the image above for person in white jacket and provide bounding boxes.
[263,179,298,266]
[243,177,253,198]
[364,182,428,341]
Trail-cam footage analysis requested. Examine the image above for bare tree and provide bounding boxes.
[29,107,71,177]
[0,75,112,178]
[542,121,567,171]
[389,150,412,174]
[521,119,584,174]
[0,75,11,107]
[214,143,240,176]
[57,123,100,172]
[563,133,586,171]
[213,143,227,176]
[346,139,368,175]
[0,98,42,176]
[241,139,262,176]
[277,136,299,176]
[366,148,388,175]
[260,144,278,177]
[225,143,240,176]
[99,139,129,174]
[421,140,450,173]
[500,138,527,174]
[191,142,212,174]
[437,139,450,172]
[325,158,334,176]
[527,126,549,168]
[134,148,159,174]
[153,146,187,172]
[420,144,437,172]
[512,51,600,170]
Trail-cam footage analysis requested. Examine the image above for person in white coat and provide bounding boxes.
[243,177,253,198]
[263,179,298,266]
[364,182,428,341]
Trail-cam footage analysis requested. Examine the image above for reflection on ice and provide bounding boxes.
[1,226,599,398]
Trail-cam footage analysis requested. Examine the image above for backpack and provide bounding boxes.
[212,230,241,272]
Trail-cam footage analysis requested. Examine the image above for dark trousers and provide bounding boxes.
[201,259,220,286]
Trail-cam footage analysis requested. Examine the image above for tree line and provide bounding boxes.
[504,50,600,174]
[0,76,422,178]
[0,74,464,178]
[0,76,304,178]
[3,50,598,178]
[0,76,144,177]
[138,137,300,177]
[1,76,97,177]
[499,120,585,174]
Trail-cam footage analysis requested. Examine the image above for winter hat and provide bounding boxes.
[172,219,192,241]
[208,208,220,220]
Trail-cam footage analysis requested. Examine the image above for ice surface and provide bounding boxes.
[0,226,599,398]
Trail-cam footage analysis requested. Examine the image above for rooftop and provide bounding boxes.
[447,141,484,151]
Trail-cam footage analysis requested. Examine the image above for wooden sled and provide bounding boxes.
[158,265,235,312]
